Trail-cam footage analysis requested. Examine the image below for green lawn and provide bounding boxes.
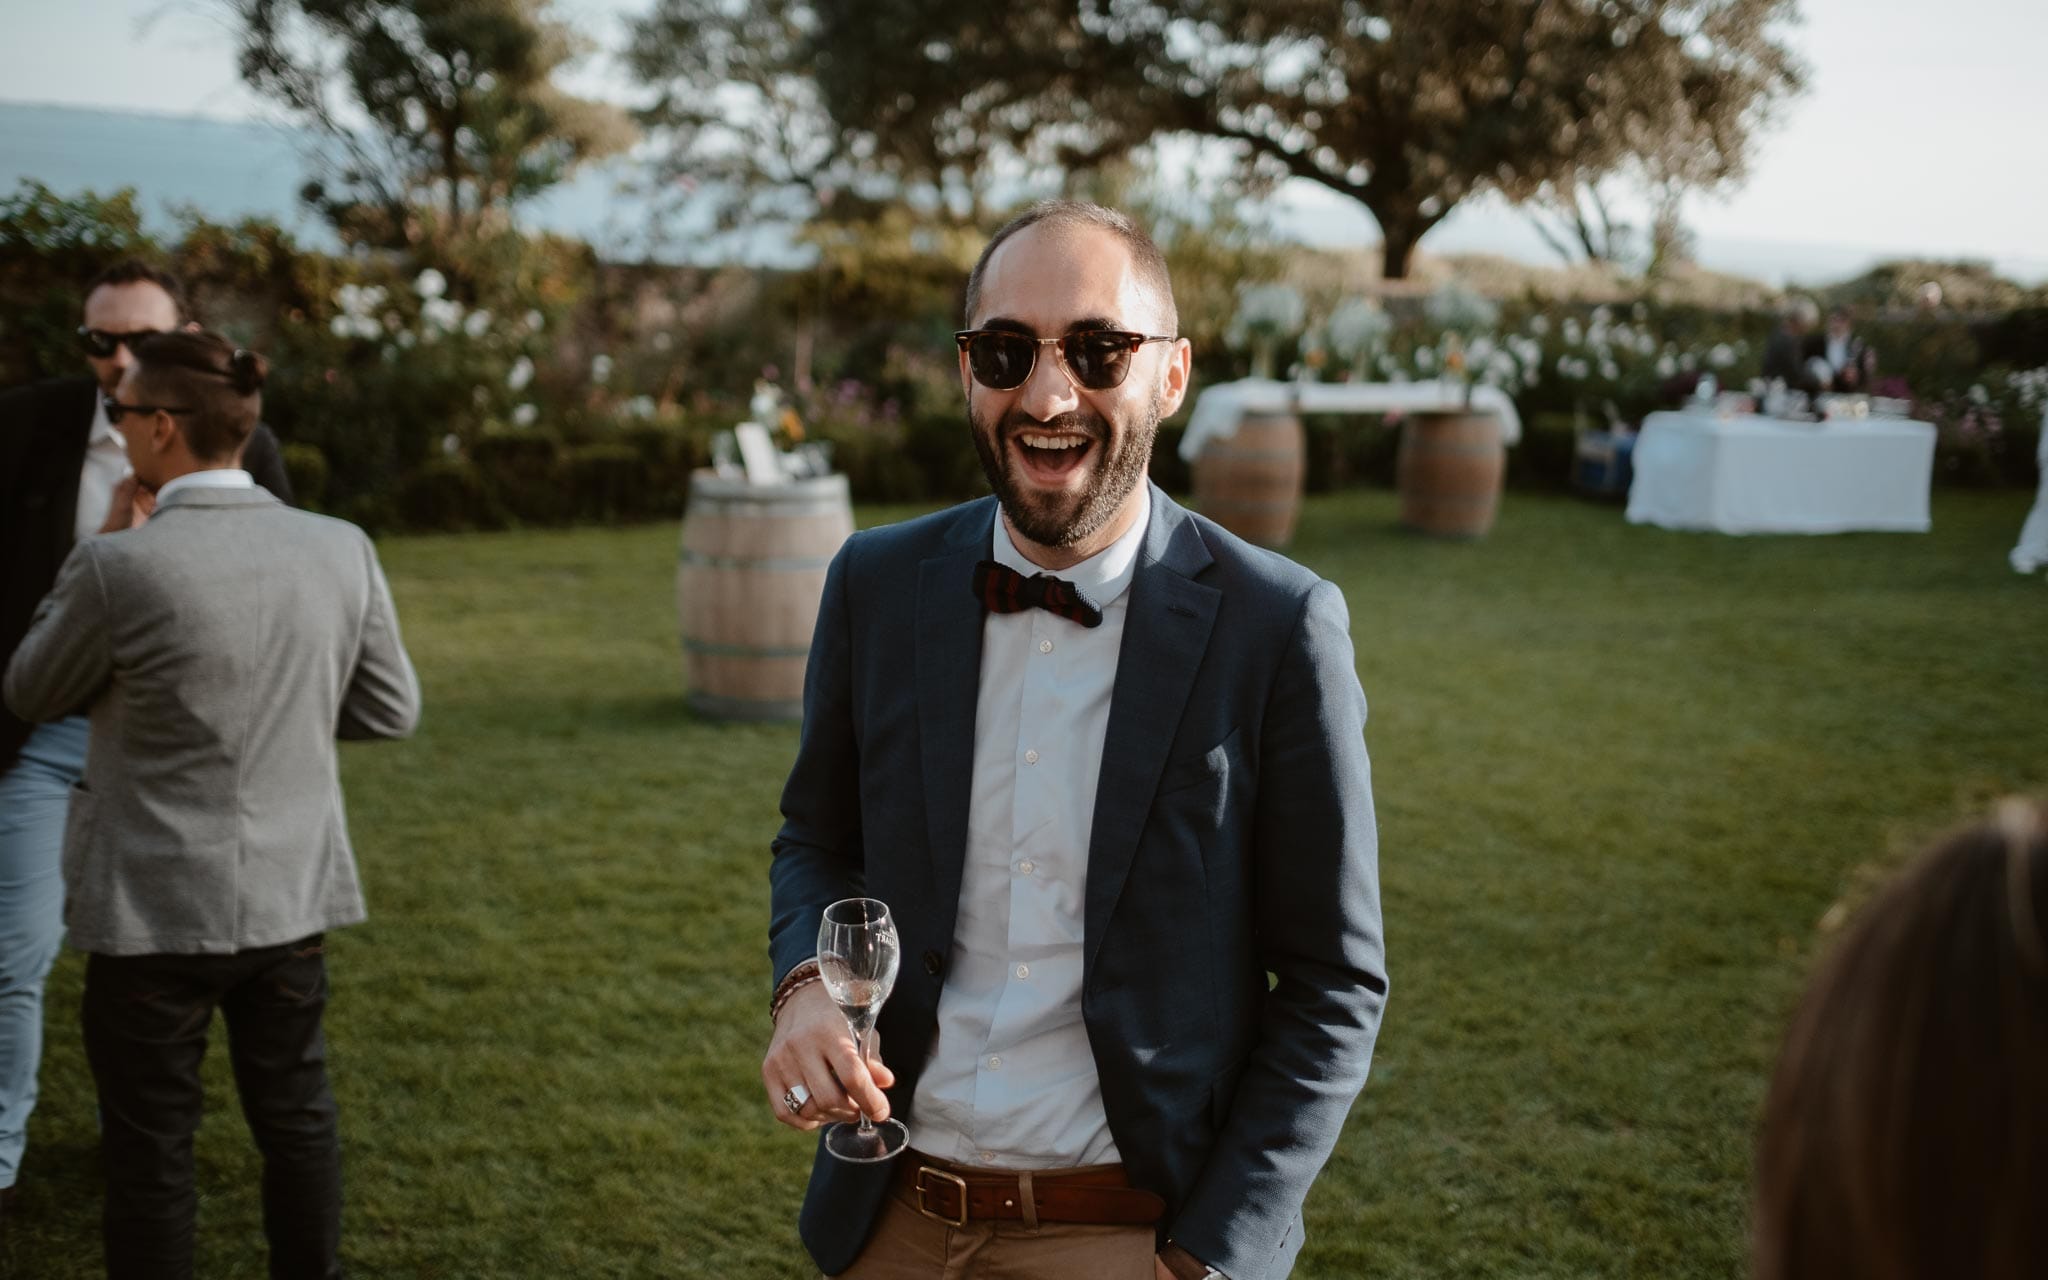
[5,488,2043,1279]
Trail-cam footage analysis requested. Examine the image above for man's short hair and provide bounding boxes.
[963,201,1178,336]
[85,259,192,322]
[130,330,267,463]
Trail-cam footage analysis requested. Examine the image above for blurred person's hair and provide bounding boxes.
[130,331,267,463]
[963,200,1178,336]
[1754,796,2048,1280]
[84,258,192,322]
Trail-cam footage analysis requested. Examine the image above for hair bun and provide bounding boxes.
[228,348,269,395]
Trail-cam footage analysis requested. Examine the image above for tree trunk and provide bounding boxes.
[1378,218,1421,280]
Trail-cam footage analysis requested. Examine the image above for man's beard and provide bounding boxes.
[970,396,1161,549]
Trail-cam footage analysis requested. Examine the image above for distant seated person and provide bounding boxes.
[1753,796,2048,1280]
[1803,306,1876,393]
[1759,297,1822,396]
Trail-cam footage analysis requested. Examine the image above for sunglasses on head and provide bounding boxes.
[78,327,168,359]
[955,329,1175,392]
[102,395,192,425]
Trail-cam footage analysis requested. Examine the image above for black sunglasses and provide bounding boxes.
[103,395,192,425]
[954,329,1176,392]
[78,327,169,359]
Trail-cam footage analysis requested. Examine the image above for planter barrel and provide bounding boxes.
[1397,409,1505,538]
[1192,410,1306,548]
[676,471,853,721]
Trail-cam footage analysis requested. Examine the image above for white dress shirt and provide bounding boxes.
[909,488,1151,1169]
[155,468,255,504]
[74,394,132,542]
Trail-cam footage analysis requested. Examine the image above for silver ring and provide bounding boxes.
[783,1083,811,1114]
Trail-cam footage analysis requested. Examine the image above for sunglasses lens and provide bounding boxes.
[80,330,119,358]
[1064,333,1136,390]
[967,333,1037,389]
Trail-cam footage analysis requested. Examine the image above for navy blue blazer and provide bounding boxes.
[769,484,1386,1280]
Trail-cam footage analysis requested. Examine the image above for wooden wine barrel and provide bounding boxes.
[677,471,853,721]
[1397,410,1505,538]
[1192,411,1306,548]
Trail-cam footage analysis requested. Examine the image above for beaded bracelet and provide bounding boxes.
[769,959,822,1023]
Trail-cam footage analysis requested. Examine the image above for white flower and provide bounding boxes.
[1229,284,1308,346]
[1708,344,1736,369]
[1424,283,1500,334]
[1968,383,1990,405]
[415,268,447,299]
[422,297,464,335]
[624,395,657,420]
[652,331,672,352]
[1466,336,1496,364]
[1612,324,1635,350]
[463,309,492,340]
[1323,298,1393,363]
[395,330,416,349]
[507,356,535,392]
[524,309,545,332]
[1656,353,1677,378]
[441,433,460,456]
[1415,345,1436,371]
[1526,314,1550,336]
[330,315,352,338]
[1598,359,1620,381]
[1592,305,1614,326]
[512,403,538,428]
[1561,318,1583,346]
[1680,351,1698,372]
[1510,336,1542,366]
[591,354,615,385]
[1637,331,1658,356]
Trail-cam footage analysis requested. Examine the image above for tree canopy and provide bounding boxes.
[223,0,634,246]
[802,0,1806,278]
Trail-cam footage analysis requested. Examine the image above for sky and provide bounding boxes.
[1,0,2044,281]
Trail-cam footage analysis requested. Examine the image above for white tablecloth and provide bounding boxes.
[1179,378,1523,463]
[1626,410,1937,534]
[2010,408,2048,572]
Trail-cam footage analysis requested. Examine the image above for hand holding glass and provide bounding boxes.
[816,898,909,1162]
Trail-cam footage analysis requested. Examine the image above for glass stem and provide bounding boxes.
[854,1024,876,1136]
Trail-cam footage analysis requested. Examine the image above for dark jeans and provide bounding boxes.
[82,937,343,1280]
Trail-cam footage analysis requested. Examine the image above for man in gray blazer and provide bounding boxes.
[761,202,1385,1280]
[3,330,418,1278]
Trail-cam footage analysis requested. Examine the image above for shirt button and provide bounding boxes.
[979,1150,997,1164]
[1038,639,1053,654]
[987,1055,1002,1070]
[1015,963,1030,980]
[1018,859,1035,875]
[1024,749,1039,765]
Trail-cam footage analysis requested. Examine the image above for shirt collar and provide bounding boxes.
[156,469,256,504]
[991,485,1151,610]
[89,392,124,449]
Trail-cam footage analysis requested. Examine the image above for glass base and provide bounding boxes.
[824,1117,909,1164]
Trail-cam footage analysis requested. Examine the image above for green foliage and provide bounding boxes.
[0,182,160,385]
[5,490,2043,1277]
[280,441,330,509]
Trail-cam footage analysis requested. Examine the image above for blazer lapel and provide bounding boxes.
[1084,488,1220,976]
[49,378,100,552]
[916,501,996,940]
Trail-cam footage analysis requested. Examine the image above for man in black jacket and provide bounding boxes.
[0,259,291,1208]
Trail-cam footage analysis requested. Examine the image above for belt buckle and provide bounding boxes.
[914,1167,970,1228]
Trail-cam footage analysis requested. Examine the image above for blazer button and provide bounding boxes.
[923,950,943,978]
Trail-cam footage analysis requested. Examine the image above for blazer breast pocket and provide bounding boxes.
[1156,728,1242,798]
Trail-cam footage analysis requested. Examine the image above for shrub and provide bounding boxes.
[559,442,648,522]
[280,442,330,510]
[398,458,502,532]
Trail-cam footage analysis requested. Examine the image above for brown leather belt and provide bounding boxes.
[894,1150,1166,1228]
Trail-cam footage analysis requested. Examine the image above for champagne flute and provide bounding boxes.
[816,898,909,1162]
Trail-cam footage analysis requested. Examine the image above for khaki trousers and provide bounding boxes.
[827,1182,1158,1280]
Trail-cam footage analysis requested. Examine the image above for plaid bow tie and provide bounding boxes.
[972,560,1104,628]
